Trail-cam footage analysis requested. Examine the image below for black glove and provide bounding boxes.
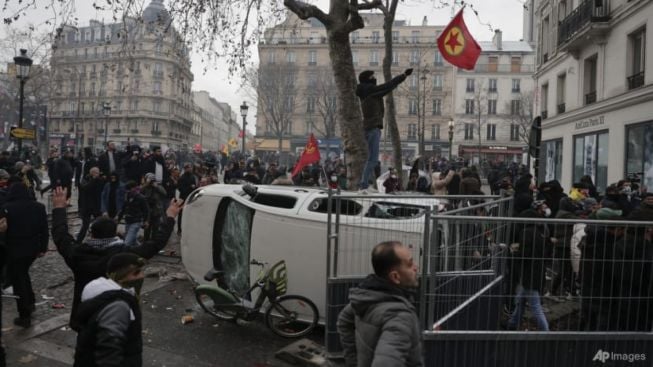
[404,68,414,76]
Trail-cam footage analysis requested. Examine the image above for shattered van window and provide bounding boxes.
[220,200,254,293]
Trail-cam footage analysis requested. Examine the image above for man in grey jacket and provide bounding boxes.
[337,241,423,367]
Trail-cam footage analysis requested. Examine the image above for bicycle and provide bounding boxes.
[194,259,319,338]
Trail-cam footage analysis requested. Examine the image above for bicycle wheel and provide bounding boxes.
[195,288,240,321]
[265,295,318,338]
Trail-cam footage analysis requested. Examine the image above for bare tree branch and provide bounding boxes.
[283,0,332,26]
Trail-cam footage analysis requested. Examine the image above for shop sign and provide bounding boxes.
[575,115,605,130]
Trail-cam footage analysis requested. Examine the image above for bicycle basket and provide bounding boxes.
[264,260,288,296]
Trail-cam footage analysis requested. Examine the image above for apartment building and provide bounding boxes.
[48,0,195,151]
[534,0,652,193]
[257,12,455,159]
[191,91,240,152]
[453,31,535,163]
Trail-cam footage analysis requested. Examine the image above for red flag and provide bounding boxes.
[437,9,482,70]
[291,134,321,177]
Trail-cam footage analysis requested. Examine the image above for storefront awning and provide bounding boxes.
[459,145,525,155]
[255,138,291,152]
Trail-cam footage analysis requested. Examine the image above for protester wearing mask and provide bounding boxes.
[72,253,146,367]
[50,187,180,329]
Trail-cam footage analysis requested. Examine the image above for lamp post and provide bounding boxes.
[13,49,33,155]
[240,101,248,155]
[419,69,429,158]
[448,119,455,161]
[103,102,111,148]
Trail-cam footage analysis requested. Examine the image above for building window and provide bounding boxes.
[411,30,420,43]
[130,99,139,111]
[153,81,162,95]
[392,31,399,42]
[510,124,520,141]
[511,100,521,115]
[584,55,598,104]
[573,131,608,194]
[539,139,563,184]
[626,121,653,189]
[306,97,315,113]
[409,75,418,89]
[432,99,442,115]
[486,124,496,140]
[541,83,549,118]
[286,51,296,63]
[307,73,317,88]
[284,96,294,112]
[488,78,497,92]
[431,124,440,140]
[408,99,418,115]
[628,27,646,89]
[372,31,380,43]
[557,73,566,114]
[267,51,276,64]
[512,79,520,92]
[466,78,474,92]
[488,56,498,72]
[352,51,359,65]
[408,124,417,139]
[153,101,161,113]
[410,50,419,65]
[511,56,522,72]
[465,99,475,114]
[370,50,379,65]
[308,50,317,65]
[433,74,443,90]
[464,123,474,140]
[488,99,497,115]
[434,49,443,65]
[392,51,399,66]
[351,31,360,43]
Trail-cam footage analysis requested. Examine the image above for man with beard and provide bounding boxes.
[356,69,412,192]
[337,241,423,366]
[77,167,106,243]
[143,146,169,186]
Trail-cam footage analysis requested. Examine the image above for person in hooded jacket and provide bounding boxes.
[50,187,181,329]
[117,181,150,247]
[77,167,106,243]
[73,253,146,367]
[337,241,423,367]
[356,69,412,191]
[3,182,49,327]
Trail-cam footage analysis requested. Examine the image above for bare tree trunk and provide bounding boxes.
[382,1,403,181]
[327,28,366,190]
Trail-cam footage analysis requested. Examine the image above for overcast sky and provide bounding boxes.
[2,0,527,133]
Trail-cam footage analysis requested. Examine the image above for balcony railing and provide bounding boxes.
[585,91,597,104]
[459,63,535,73]
[541,110,548,119]
[558,0,610,46]
[627,71,645,90]
[557,103,566,114]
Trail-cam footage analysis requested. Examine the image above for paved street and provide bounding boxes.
[2,212,326,367]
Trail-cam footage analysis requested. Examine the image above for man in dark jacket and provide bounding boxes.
[3,183,49,327]
[118,182,150,246]
[50,187,181,328]
[73,253,146,367]
[176,164,197,234]
[141,173,167,241]
[77,167,106,243]
[122,146,144,184]
[507,201,551,331]
[337,241,423,366]
[0,216,7,366]
[75,147,99,190]
[98,141,122,177]
[55,149,75,200]
[142,146,169,185]
[356,69,411,191]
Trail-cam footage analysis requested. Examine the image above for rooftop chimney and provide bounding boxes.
[493,29,503,50]
[422,16,428,26]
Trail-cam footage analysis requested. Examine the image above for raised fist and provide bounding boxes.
[404,68,414,76]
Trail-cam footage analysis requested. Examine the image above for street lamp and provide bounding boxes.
[240,101,249,155]
[448,119,455,161]
[419,69,429,158]
[103,102,111,148]
[13,49,33,154]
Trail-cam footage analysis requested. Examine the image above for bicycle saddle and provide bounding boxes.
[204,269,224,282]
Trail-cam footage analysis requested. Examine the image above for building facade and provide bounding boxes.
[48,0,195,152]
[453,31,535,163]
[256,13,455,161]
[534,0,652,194]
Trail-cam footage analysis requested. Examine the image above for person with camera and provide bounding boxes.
[123,146,144,184]
[141,173,166,241]
[356,68,412,192]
